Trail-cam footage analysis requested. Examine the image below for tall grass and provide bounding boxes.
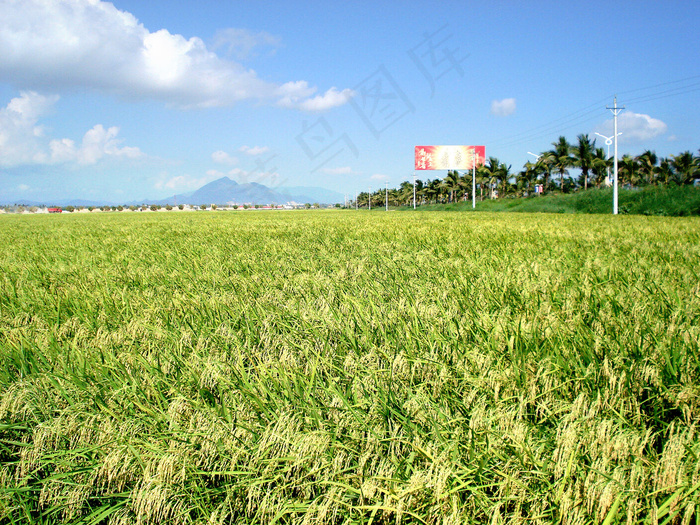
[1,211,699,524]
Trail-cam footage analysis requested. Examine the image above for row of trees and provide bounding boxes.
[355,136,699,207]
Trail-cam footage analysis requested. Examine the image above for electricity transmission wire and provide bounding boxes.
[487,75,700,151]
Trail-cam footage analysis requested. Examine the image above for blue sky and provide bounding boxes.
[1,0,698,203]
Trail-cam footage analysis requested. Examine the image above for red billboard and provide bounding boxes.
[415,145,485,170]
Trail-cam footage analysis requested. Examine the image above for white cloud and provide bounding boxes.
[212,28,281,60]
[371,173,388,181]
[77,124,143,164]
[239,145,270,156]
[212,150,238,165]
[18,184,30,191]
[490,98,516,117]
[598,112,668,143]
[280,87,355,112]
[48,124,143,165]
[0,91,143,167]
[201,166,282,186]
[0,0,352,111]
[155,173,214,191]
[0,91,58,166]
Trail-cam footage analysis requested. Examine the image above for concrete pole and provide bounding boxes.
[607,96,624,214]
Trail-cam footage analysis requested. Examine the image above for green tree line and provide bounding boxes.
[354,135,699,208]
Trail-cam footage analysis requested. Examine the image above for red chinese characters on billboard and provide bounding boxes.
[414,145,485,170]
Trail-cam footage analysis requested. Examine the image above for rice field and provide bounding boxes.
[1,210,699,524]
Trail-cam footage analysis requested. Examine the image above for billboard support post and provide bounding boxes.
[472,149,476,210]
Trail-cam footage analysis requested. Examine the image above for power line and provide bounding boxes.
[488,97,609,147]
[624,83,700,106]
[487,75,699,151]
[615,74,700,97]
[494,111,604,150]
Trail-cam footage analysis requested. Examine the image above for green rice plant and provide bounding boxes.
[1,211,699,524]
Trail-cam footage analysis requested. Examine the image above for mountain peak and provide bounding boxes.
[155,179,343,206]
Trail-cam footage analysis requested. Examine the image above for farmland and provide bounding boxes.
[1,211,699,524]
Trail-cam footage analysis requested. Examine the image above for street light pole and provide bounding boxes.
[368,188,371,211]
[595,132,622,186]
[606,96,625,215]
[385,181,388,211]
[413,174,416,210]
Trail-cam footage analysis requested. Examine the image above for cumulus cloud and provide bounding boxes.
[490,98,516,117]
[212,150,238,165]
[0,91,143,167]
[0,0,352,110]
[0,91,57,165]
[76,124,143,164]
[239,145,270,156]
[279,87,355,112]
[598,112,668,143]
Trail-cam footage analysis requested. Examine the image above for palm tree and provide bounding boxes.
[656,157,674,186]
[518,161,541,196]
[414,179,425,205]
[636,150,658,186]
[617,155,637,187]
[534,153,554,191]
[670,151,699,185]
[357,191,370,208]
[444,170,460,203]
[481,157,500,199]
[590,147,611,188]
[426,179,441,204]
[458,171,472,201]
[498,161,512,197]
[475,166,488,201]
[437,179,449,203]
[549,136,574,190]
[387,187,400,207]
[398,181,414,206]
[571,134,595,190]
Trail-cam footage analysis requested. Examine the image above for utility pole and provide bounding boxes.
[385,181,388,211]
[607,96,624,214]
[368,188,371,211]
[413,174,416,210]
[355,191,358,211]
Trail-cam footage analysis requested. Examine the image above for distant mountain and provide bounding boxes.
[277,186,345,204]
[156,177,343,205]
[0,178,345,207]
